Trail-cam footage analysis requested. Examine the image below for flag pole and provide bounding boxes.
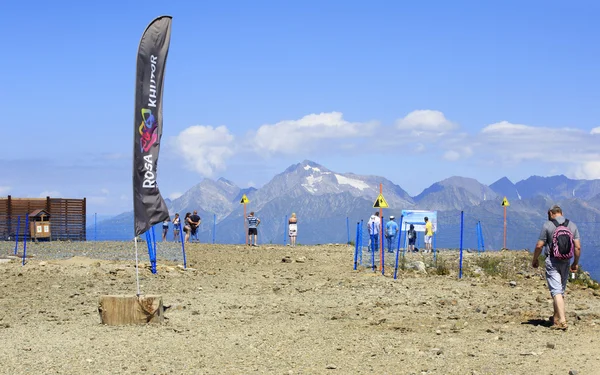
[134,236,141,296]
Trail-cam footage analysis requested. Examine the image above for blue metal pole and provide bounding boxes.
[394,215,404,279]
[284,215,287,246]
[14,216,20,255]
[479,221,485,252]
[179,223,187,268]
[476,222,481,253]
[22,214,29,265]
[371,222,376,271]
[151,226,157,274]
[354,222,360,270]
[346,217,350,244]
[358,220,363,266]
[459,211,464,279]
[213,214,216,244]
[94,213,97,241]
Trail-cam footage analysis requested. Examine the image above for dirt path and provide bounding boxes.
[1,244,598,374]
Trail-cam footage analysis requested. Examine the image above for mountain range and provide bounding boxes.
[93,160,600,280]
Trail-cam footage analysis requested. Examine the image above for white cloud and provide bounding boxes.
[168,192,182,200]
[39,191,61,198]
[0,186,10,196]
[172,125,235,176]
[253,112,378,154]
[572,161,600,179]
[100,188,109,195]
[396,110,457,132]
[590,127,600,135]
[443,150,461,161]
[478,121,599,164]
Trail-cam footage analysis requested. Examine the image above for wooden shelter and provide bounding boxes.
[0,196,86,241]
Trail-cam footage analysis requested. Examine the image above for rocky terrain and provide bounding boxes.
[1,242,599,374]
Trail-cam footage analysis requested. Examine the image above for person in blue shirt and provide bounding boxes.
[385,216,399,253]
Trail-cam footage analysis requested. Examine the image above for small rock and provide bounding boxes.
[39,261,47,266]
[509,281,517,287]
[519,351,538,356]
[282,257,292,263]
[569,370,579,375]
[546,342,555,349]
[295,256,306,263]
[435,330,442,335]
[431,348,443,355]
[325,364,337,369]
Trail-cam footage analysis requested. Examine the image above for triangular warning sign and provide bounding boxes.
[501,197,510,206]
[240,194,250,204]
[373,194,389,208]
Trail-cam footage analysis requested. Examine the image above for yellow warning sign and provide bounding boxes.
[501,197,510,206]
[373,194,389,208]
[240,194,250,204]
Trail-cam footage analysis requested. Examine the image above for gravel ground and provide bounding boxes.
[1,243,599,374]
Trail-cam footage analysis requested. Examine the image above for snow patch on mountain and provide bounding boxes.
[302,175,323,193]
[335,174,369,190]
[304,165,322,173]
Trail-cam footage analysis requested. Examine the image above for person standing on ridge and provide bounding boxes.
[385,216,399,253]
[190,210,201,242]
[161,216,170,242]
[247,211,261,247]
[407,224,417,252]
[424,216,434,253]
[183,212,192,243]
[172,213,180,242]
[367,212,381,253]
[288,213,298,247]
[532,205,581,330]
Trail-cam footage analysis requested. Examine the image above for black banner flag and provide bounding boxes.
[133,16,172,236]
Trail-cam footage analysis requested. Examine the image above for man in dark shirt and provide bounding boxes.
[190,210,201,242]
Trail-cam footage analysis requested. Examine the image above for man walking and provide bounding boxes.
[532,205,581,330]
[367,212,381,253]
[385,216,399,253]
[247,211,261,247]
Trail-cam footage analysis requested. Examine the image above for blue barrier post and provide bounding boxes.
[94,213,97,241]
[22,214,29,265]
[179,223,187,268]
[213,214,216,244]
[284,215,287,246]
[370,222,376,271]
[151,226,157,274]
[476,222,482,254]
[346,217,350,244]
[358,220,363,266]
[145,231,153,264]
[479,221,485,252]
[394,215,404,279]
[354,222,360,270]
[14,216,20,255]
[459,211,464,279]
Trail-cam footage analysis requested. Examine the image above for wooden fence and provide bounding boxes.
[0,196,86,241]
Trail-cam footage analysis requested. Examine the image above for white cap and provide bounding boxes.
[389,216,395,220]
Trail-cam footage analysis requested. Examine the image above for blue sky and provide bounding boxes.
[1,0,600,215]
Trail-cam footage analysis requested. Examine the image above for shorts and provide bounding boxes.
[289,224,297,237]
[545,256,570,297]
[424,235,432,244]
[408,238,416,245]
[248,228,257,235]
[183,225,191,233]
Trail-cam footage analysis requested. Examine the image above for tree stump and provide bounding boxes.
[98,295,164,325]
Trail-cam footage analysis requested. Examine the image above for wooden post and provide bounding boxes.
[98,295,164,325]
[503,205,507,249]
[244,203,247,245]
[379,183,383,271]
